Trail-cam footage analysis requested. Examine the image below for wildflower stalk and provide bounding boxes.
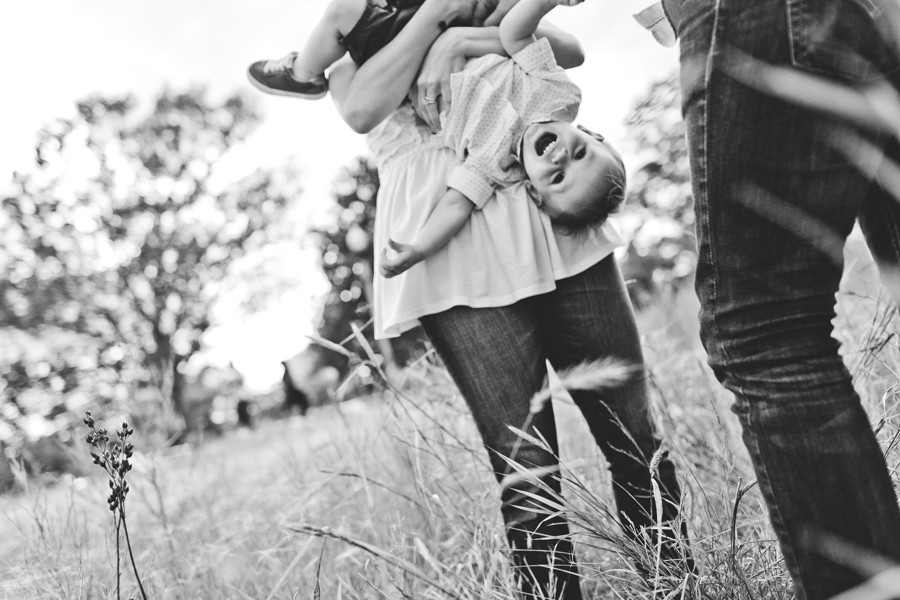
[83,410,149,600]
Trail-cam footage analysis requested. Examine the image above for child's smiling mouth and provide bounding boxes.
[535,132,558,157]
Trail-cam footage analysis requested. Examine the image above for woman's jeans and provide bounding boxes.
[664,0,900,597]
[420,256,684,599]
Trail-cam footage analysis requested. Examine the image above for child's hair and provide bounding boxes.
[551,126,626,236]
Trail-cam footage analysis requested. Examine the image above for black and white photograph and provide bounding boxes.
[3,0,900,598]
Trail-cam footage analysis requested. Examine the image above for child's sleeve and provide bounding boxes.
[444,78,522,209]
[511,37,562,75]
[447,163,496,209]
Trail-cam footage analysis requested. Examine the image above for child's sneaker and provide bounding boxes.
[247,52,328,99]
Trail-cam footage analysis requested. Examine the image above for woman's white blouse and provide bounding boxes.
[369,105,622,340]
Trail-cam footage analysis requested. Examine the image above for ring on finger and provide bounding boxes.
[422,95,437,105]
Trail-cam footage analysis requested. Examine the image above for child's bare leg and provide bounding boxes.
[292,0,367,82]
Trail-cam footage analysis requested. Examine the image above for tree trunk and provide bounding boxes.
[147,332,189,438]
[170,354,187,428]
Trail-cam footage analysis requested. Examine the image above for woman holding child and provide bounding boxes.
[250,0,693,596]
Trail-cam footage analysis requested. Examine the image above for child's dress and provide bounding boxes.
[369,105,622,340]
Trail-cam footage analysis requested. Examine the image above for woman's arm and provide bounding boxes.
[329,0,475,133]
[412,21,583,127]
[331,11,583,133]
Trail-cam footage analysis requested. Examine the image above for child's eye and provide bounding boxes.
[552,172,565,184]
[574,148,586,160]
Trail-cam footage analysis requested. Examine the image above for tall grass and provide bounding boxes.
[1,238,897,599]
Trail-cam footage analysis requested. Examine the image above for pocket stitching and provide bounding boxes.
[847,0,881,19]
[786,0,898,82]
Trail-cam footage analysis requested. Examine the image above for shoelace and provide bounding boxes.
[263,53,296,74]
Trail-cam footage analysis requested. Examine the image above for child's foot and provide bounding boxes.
[247,52,328,99]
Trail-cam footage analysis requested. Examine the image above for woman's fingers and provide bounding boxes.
[436,97,447,124]
[415,79,438,131]
[422,88,442,132]
[438,59,459,116]
[483,0,519,26]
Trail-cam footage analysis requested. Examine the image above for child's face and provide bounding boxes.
[521,122,622,217]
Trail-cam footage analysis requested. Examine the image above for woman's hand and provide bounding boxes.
[413,28,469,132]
[329,0,479,133]
[482,0,520,26]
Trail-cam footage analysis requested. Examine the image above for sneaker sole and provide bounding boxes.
[247,72,327,100]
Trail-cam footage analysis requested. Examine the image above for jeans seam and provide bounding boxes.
[785,0,802,68]
[707,1,804,593]
[702,0,745,397]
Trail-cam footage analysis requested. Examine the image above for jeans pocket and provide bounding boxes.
[786,0,900,81]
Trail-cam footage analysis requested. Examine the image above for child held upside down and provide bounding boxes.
[248,0,482,99]
[248,0,625,279]
[379,0,626,277]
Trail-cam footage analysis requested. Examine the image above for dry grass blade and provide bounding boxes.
[731,181,846,265]
[530,358,635,414]
[498,463,563,491]
[825,127,900,190]
[648,446,667,591]
[505,424,553,455]
[349,322,387,382]
[349,322,376,362]
[318,469,424,509]
[805,530,897,579]
[413,537,443,575]
[226,582,257,600]
[555,358,636,391]
[494,454,568,511]
[313,540,326,600]
[265,536,315,600]
[334,363,373,397]
[306,334,358,361]
[729,479,759,600]
[289,524,463,599]
[829,567,900,600]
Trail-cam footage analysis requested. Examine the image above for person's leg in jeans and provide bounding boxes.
[421,302,583,600]
[671,0,900,596]
[858,139,900,303]
[538,255,692,571]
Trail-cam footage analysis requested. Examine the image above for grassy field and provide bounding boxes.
[2,241,899,600]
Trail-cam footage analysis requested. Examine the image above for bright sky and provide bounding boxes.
[0,0,677,391]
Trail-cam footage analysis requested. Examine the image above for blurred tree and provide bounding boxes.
[310,157,425,382]
[620,75,696,306]
[0,90,293,434]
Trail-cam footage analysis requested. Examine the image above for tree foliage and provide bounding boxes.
[620,75,696,306]
[313,158,378,358]
[310,158,424,379]
[0,90,292,435]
